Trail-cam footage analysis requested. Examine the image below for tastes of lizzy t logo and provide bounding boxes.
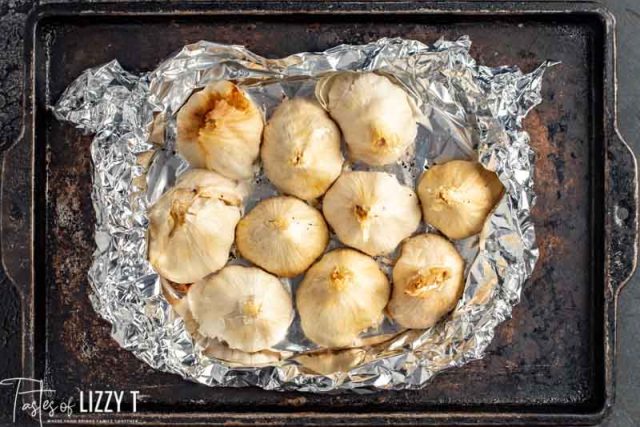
[0,377,139,426]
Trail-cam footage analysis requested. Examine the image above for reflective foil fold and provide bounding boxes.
[53,37,549,391]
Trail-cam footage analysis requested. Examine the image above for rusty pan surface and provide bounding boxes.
[2,1,637,425]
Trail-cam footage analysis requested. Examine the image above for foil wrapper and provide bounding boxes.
[53,37,549,392]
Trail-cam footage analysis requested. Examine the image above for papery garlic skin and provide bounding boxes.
[148,169,248,284]
[295,348,365,375]
[177,81,264,180]
[236,196,329,277]
[187,265,293,353]
[167,290,200,338]
[387,234,465,329]
[316,72,417,165]
[296,249,390,348]
[262,98,344,200]
[417,160,504,240]
[203,339,286,366]
[322,171,421,256]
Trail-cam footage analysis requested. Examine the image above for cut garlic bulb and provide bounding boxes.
[176,81,264,180]
[236,196,329,277]
[315,72,418,165]
[296,249,390,348]
[387,234,465,329]
[322,171,421,257]
[187,265,293,353]
[262,98,344,200]
[417,160,504,240]
[148,169,248,284]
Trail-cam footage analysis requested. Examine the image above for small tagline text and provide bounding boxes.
[0,377,139,426]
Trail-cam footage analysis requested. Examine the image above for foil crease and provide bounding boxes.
[53,37,549,392]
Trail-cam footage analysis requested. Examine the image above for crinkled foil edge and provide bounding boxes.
[53,37,548,392]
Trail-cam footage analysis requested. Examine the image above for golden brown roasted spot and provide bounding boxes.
[374,137,388,148]
[168,189,198,236]
[329,266,352,292]
[241,297,262,319]
[371,126,397,153]
[217,193,240,207]
[354,205,370,223]
[405,267,452,298]
[267,216,289,231]
[290,150,304,166]
[199,87,251,134]
[435,186,468,206]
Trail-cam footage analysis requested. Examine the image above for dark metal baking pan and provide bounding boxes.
[3,1,637,425]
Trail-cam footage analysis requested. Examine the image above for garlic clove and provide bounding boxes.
[315,72,418,166]
[262,98,344,200]
[296,249,390,348]
[322,171,422,257]
[148,169,248,284]
[187,265,293,353]
[417,160,504,240]
[236,196,329,277]
[177,81,264,180]
[387,233,465,329]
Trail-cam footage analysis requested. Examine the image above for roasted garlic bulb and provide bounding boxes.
[187,265,293,353]
[262,98,344,200]
[176,81,264,180]
[417,160,504,240]
[387,234,465,329]
[165,281,286,366]
[236,196,329,277]
[322,171,421,256]
[148,169,247,284]
[296,249,390,348]
[316,72,418,165]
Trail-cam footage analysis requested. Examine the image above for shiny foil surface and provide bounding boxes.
[53,37,550,391]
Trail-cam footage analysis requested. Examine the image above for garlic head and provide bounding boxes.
[322,171,421,256]
[387,234,465,329]
[164,279,286,365]
[176,81,264,180]
[262,98,344,200]
[187,265,293,352]
[296,249,390,348]
[148,169,248,284]
[417,160,504,240]
[316,72,417,165]
[236,196,329,277]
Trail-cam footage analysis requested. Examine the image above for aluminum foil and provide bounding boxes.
[53,37,550,392]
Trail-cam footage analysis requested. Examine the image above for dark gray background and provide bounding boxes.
[0,0,638,425]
